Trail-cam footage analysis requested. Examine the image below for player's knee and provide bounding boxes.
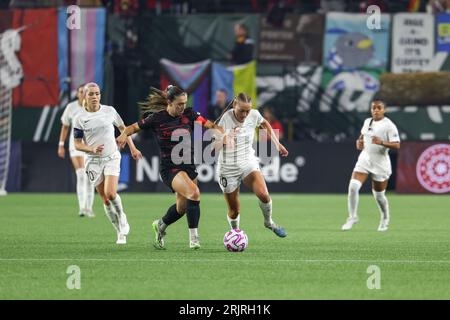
[176,204,186,215]
[101,196,110,205]
[187,186,200,201]
[256,191,270,203]
[348,179,362,195]
[106,191,117,201]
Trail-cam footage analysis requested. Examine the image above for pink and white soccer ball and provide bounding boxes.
[223,229,248,252]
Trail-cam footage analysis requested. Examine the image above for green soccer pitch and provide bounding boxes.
[0,193,449,299]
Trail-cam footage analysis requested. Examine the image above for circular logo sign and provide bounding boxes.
[416,144,450,193]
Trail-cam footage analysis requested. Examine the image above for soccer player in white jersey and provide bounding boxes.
[341,100,400,232]
[58,84,95,218]
[215,93,288,237]
[73,82,142,244]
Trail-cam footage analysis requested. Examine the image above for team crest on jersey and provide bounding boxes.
[416,144,450,194]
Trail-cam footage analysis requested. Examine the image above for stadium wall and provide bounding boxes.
[16,141,399,193]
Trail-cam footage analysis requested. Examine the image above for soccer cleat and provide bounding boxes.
[189,236,201,250]
[120,213,130,235]
[265,223,287,238]
[116,233,126,244]
[79,212,85,218]
[377,219,389,232]
[341,217,359,231]
[152,219,166,250]
[85,209,95,218]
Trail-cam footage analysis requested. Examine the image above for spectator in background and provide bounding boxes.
[230,23,254,65]
[208,89,230,121]
[261,106,284,141]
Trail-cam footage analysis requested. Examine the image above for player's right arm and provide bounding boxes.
[58,106,71,158]
[116,123,141,150]
[57,124,70,159]
[356,134,364,150]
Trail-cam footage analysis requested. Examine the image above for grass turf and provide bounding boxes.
[0,193,449,299]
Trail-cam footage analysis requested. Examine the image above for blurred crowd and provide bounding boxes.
[3,0,450,15]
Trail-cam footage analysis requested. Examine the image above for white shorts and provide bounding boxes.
[69,147,85,158]
[85,151,121,187]
[353,158,390,182]
[217,159,260,193]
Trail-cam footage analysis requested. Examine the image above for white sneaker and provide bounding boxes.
[189,236,201,250]
[116,233,127,244]
[85,209,95,218]
[341,217,359,230]
[119,213,130,236]
[378,219,389,232]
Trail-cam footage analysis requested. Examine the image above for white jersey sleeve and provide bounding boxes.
[73,115,84,134]
[112,108,125,128]
[387,121,400,143]
[60,104,71,126]
[254,109,264,127]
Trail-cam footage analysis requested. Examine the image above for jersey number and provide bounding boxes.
[87,171,95,182]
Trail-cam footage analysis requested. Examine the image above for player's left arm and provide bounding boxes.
[259,119,289,157]
[372,138,400,149]
[371,124,401,150]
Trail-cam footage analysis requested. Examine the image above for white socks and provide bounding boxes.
[259,199,274,227]
[348,179,362,219]
[103,203,120,232]
[110,194,124,216]
[189,228,199,240]
[75,168,86,213]
[372,189,390,221]
[227,214,240,229]
[84,177,95,213]
[75,168,95,214]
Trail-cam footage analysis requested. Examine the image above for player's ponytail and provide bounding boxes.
[214,97,236,124]
[139,85,186,117]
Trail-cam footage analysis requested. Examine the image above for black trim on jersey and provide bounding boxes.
[73,128,84,139]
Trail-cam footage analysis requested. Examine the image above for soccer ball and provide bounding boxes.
[223,229,248,252]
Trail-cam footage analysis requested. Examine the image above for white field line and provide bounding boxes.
[0,258,449,264]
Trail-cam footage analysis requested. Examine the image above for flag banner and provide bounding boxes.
[58,7,68,93]
[436,13,450,52]
[321,13,390,113]
[70,8,106,91]
[160,58,211,116]
[211,60,257,107]
[391,13,435,73]
[322,12,390,91]
[12,8,59,107]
